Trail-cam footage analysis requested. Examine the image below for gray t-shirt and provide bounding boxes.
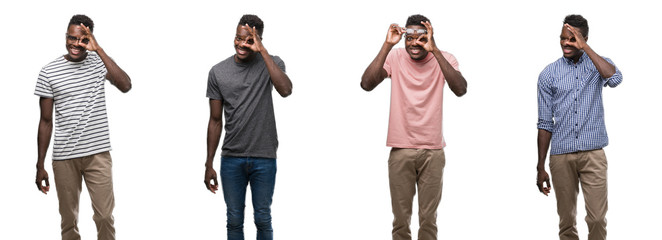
[206,54,285,159]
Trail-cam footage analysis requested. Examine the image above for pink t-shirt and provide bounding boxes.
[383,48,460,149]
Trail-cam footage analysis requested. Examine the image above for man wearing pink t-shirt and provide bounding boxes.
[361,14,467,240]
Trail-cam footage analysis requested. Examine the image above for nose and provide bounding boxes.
[239,39,250,48]
[560,39,569,46]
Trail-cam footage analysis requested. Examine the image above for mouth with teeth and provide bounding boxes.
[407,46,427,60]
[66,44,86,61]
[235,45,253,58]
[69,46,84,55]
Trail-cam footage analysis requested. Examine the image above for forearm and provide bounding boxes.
[36,120,52,169]
[432,49,467,96]
[260,50,292,97]
[96,48,132,93]
[206,119,222,168]
[361,42,393,91]
[583,46,616,79]
[537,129,552,170]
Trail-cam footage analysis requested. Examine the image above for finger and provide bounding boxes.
[564,24,579,37]
[79,23,91,36]
[245,24,255,36]
[416,34,426,46]
[388,24,399,35]
[36,179,48,193]
[209,178,217,193]
[45,178,50,187]
[212,177,219,190]
[422,21,431,30]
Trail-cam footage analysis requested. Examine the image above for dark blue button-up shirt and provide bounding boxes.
[537,52,623,155]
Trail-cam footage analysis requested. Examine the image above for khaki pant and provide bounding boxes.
[388,148,445,240]
[550,149,607,240]
[53,151,115,240]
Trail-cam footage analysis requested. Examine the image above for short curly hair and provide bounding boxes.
[68,14,94,32]
[406,14,430,27]
[238,14,264,37]
[563,14,588,37]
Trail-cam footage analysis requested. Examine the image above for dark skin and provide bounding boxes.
[560,24,616,77]
[536,24,618,196]
[204,99,223,194]
[234,24,292,97]
[204,24,293,193]
[536,129,552,196]
[361,21,467,97]
[35,23,132,194]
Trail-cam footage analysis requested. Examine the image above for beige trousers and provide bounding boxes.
[53,151,115,240]
[550,149,607,240]
[388,148,445,240]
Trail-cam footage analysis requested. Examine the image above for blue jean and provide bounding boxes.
[221,156,277,240]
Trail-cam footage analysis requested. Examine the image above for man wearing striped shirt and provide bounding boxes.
[536,15,622,240]
[34,14,131,240]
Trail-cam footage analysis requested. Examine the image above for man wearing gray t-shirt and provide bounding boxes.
[204,14,292,240]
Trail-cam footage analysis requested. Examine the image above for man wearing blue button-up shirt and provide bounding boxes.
[536,15,622,240]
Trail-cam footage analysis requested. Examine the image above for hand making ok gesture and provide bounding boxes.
[78,23,102,52]
[563,23,588,50]
[416,21,438,53]
[241,24,265,53]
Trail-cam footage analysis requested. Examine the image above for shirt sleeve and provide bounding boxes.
[444,52,460,72]
[206,68,222,100]
[34,67,53,98]
[98,55,109,80]
[601,57,622,88]
[537,68,554,132]
[273,56,286,73]
[383,49,394,77]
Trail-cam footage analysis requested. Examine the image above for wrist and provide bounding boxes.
[205,160,214,169]
[430,46,442,55]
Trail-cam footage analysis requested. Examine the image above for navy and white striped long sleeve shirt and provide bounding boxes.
[537,52,622,155]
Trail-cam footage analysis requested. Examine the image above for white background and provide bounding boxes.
[1,0,660,239]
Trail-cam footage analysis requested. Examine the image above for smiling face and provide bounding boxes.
[559,25,586,62]
[233,25,257,63]
[64,24,88,62]
[404,25,428,60]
